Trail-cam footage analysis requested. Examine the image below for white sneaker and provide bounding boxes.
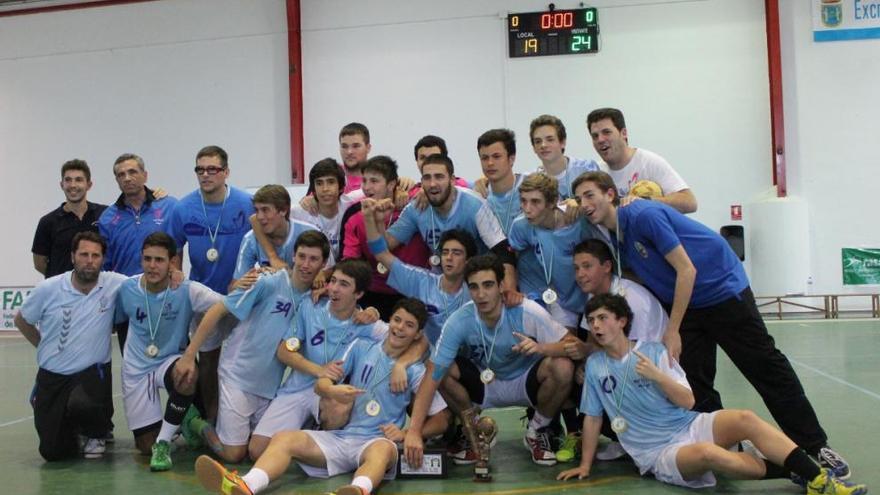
[81,437,106,459]
[595,441,627,461]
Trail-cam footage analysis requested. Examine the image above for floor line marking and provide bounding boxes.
[789,358,880,401]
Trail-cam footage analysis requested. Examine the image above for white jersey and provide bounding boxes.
[603,148,688,198]
[579,276,668,343]
[19,271,127,375]
[291,189,364,261]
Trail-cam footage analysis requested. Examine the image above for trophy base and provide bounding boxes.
[473,464,492,482]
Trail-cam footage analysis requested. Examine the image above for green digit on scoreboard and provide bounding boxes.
[585,10,594,22]
[571,35,591,52]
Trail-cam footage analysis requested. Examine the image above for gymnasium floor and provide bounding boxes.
[1,319,877,495]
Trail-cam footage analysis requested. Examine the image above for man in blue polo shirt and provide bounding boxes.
[167,145,255,424]
[15,231,127,461]
[571,170,850,479]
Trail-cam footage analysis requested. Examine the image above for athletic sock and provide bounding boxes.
[157,420,179,443]
[351,475,373,494]
[561,408,580,434]
[190,416,210,438]
[528,411,552,432]
[761,459,791,480]
[783,447,821,482]
[242,468,270,494]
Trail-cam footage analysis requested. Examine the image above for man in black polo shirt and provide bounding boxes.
[32,159,107,278]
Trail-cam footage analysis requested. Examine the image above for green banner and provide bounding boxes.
[842,248,880,285]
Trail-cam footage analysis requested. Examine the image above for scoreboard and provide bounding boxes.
[508,8,599,58]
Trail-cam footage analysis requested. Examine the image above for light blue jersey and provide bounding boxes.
[167,186,255,295]
[115,276,221,376]
[338,339,431,438]
[508,215,603,314]
[431,300,567,381]
[389,187,506,257]
[385,259,470,345]
[233,219,318,279]
[219,270,309,399]
[538,157,600,200]
[277,298,388,395]
[581,341,697,474]
[19,271,127,375]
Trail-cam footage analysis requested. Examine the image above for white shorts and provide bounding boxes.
[480,368,534,410]
[252,388,320,438]
[547,302,579,328]
[122,354,180,431]
[651,411,718,488]
[298,431,397,479]
[216,378,271,446]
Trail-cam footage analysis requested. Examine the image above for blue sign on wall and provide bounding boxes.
[813,0,880,41]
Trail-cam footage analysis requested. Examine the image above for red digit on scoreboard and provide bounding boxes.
[541,13,551,29]
[564,12,572,27]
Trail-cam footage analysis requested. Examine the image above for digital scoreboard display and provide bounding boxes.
[508,8,599,58]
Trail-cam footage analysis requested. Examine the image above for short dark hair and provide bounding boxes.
[585,293,633,337]
[142,231,177,259]
[196,145,229,168]
[361,155,399,185]
[574,238,616,267]
[586,108,627,132]
[61,159,91,182]
[333,258,372,293]
[421,153,454,176]
[339,122,370,144]
[294,230,331,262]
[113,153,145,172]
[439,229,478,259]
[477,128,516,157]
[571,171,620,207]
[529,114,567,144]
[391,297,429,331]
[71,231,106,255]
[413,135,448,160]
[253,184,292,219]
[464,254,504,286]
[308,158,346,197]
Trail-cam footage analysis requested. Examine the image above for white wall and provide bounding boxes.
[1,0,876,302]
[779,0,880,297]
[0,0,291,287]
[301,0,771,240]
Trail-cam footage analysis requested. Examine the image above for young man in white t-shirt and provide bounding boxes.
[586,107,697,214]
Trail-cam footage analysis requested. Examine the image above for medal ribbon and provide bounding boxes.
[475,311,500,372]
[200,185,229,250]
[602,342,634,420]
[142,278,171,346]
[320,303,355,364]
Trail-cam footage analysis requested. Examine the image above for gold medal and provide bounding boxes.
[284,337,301,352]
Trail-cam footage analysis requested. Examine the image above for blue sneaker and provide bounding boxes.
[818,447,851,480]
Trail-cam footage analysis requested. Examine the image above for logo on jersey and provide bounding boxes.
[633,242,648,258]
[601,375,618,393]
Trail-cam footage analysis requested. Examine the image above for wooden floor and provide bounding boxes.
[1,319,877,495]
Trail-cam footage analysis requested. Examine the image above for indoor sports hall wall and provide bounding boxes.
[0,0,877,304]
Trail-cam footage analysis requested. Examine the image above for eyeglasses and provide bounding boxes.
[194,166,226,176]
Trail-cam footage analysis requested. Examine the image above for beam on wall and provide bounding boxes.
[765,0,786,197]
[287,0,304,183]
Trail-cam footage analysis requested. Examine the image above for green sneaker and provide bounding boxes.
[555,432,581,463]
[150,440,172,472]
[807,468,868,495]
[180,406,204,449]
